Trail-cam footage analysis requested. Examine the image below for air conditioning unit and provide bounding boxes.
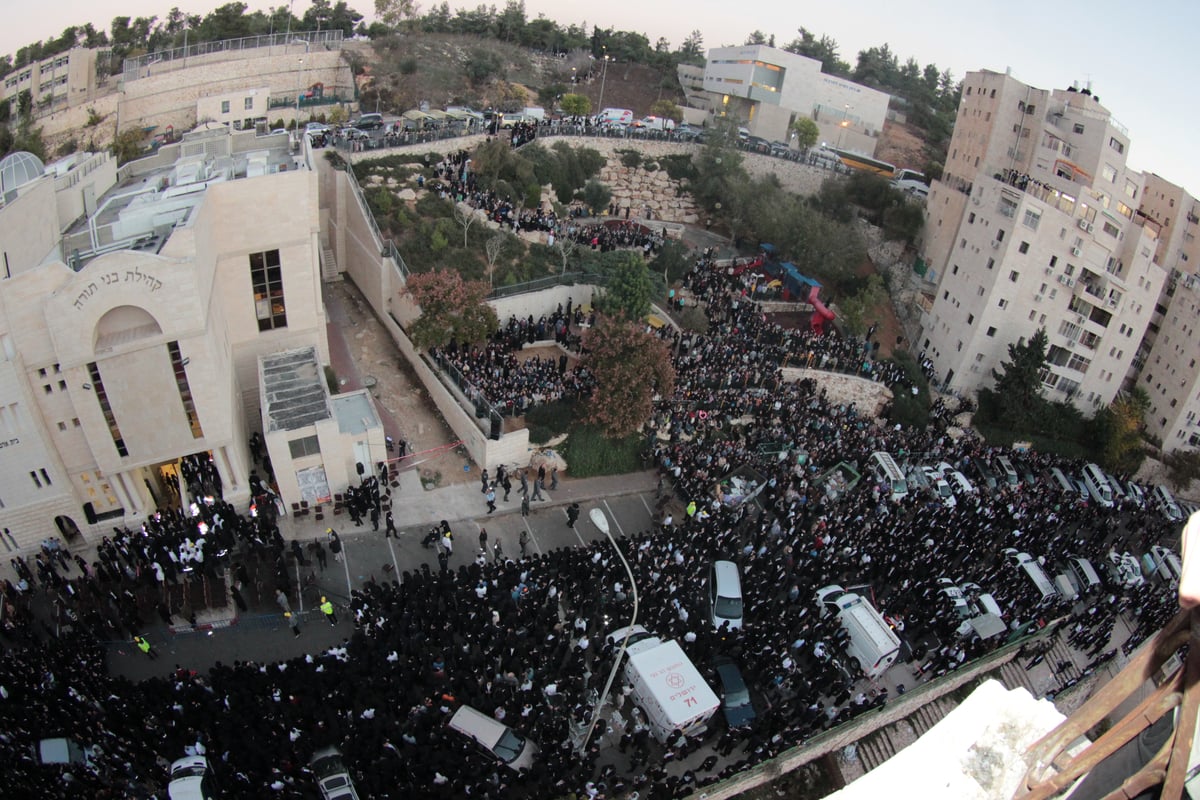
[1083,222,1094,233]
[1106,297,1119,308]
[1058,274,1071,285]
[991,240,1001,249]
[972,196,981,206]
[1076,313,1086,325]
[1071,247,1083,257]
[1034,294,1044,302]
[1077,218,1089,230]
[1066,277,1076,287]
[1044,267,1055,275]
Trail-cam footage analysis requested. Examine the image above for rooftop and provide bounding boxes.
[332,391,381,436]
[61,126,297,270]
[261,346,331,433]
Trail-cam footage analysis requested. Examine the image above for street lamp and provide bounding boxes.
[597,51,611,112]
[578,507,639,754]
[838,104,852,148]
[296,57,304,128]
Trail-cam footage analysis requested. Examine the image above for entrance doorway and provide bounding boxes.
[54,514,82,542]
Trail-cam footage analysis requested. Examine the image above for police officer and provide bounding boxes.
[320,596,337,626]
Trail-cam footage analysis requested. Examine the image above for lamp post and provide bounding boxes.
[296,57,304,128]
[597,51,611,112]
[838,104,852,148]
[577,507,638,754]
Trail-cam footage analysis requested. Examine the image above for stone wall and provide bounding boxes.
[782,367,894,417]
[594,159,699,223]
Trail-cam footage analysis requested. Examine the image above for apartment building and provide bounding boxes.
[700,45,890,152]
[1,47,103,113]
[0,128,378,548]
[1141,274,1200,449]
[920,69,1167,414]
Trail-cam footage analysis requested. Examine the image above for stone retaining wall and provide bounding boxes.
[782,368,894,417]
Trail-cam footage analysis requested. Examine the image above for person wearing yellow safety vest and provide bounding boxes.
[686,500,697,518]
[320,596,337,626]
[133,635,159,659]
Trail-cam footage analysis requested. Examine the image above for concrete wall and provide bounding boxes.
[490,284,598,323]
[119,49,350,136]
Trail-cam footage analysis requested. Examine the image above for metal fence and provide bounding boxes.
[122,29,344,81]
[427,350,505,438]
[488,271,608,299]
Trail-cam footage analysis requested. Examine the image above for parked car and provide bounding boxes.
[712,657,757,728]
[769,140,792,156]
[168,756,215,800]
[745,135,771,153]
[1106,550,1146,589]
[352,113,384,130]
[1012,456,1039,487]
[708,560,744,631]
[969,460,999,494]
[310,747,360,800]
[921,466,956,508]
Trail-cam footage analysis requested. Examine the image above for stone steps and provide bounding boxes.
[997,660,1038,696]
[320,242,339,282]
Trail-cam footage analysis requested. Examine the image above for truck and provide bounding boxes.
[607,625,719,742]
[815,585,902,679]
[595,107,634,127]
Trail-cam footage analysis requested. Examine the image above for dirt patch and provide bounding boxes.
[328,280,475,488]
[877,118,930,172]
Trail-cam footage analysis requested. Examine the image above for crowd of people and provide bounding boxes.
[0,241,1188,798]
[430,306,596,418]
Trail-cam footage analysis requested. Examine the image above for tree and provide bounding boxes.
[648,99,682,123]
[782,28,850,76]
[111,128,145,165]
[1093,389,1150,474]
[375,0,420,29]
[836,274,886,336]
[790,117,820,150]
[560,93,591,117]
[581,179,611,215]
[452,202,478,248]
[594,251,652,321]
[16,89,32,120]
[1164,450,1200,493]
[582,316,675,438]
[678,29,704,64]
[990,328,1049,429]
[483,232,508,287]
[551,232,579,276]
[404,269,499,350]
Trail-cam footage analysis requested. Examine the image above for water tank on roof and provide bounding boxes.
[0,151,46,197]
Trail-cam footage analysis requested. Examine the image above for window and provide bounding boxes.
[985,326,997,337]
[249,249,287,331]
[221,100,230,114]
[986,258,995,270]
[288,435,321,459]
[998,299,1009,309]
[1009,271,1020,282]
[1102,221,1120,238]
[1102,164,1117,184]
[87,362,127,457]
[1018,242,1030,254]
[30,471,41,489]
[1023,210,1041,230]
[967,314,974,325]
[1109,136,1125,154]
[968,212,976,224]
[999,197,1018,218]
[168,341,204,439]
[40,468,51,486]
[1073,122,1085,134]
[244,96,254,110]
[57,421,66,432]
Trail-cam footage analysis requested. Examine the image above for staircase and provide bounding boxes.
[320,239,340,282]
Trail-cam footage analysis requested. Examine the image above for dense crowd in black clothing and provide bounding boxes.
[0,250,1188,798]
[430,306,595,418]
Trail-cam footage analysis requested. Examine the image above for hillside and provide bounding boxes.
[876,119,933,173]
[360,34,685,117]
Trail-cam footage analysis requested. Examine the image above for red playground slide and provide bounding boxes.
[809,284,835,335]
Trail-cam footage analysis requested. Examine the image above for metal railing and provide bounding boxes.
[337,160,410,279]
[122,29,344,81]
[488,271,608,298]
[427,350,505,436]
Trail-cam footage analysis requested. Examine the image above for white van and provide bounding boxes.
[1143,546,1183,584]
[1082,463,1115,508]
[311,747,360,800]
[1003,549,1058,607]
[995,456,1019,488]
[635,115,676,131]
[1066,556,1103,596]
[448,706,538,771]
[596,108,634,126]
[869,451,908,501]
[1047,467,1075,495]
[1153,485,1184,521]
[708,560,744,630]
[815,585,901,678]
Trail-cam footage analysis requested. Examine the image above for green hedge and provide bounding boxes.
[561,425,643,477]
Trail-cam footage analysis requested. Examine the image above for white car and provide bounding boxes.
[1106,550,1146,589]
[934,462,975,494]
[305,122,331,133]
[936,578,1005,640]
[922,466,956,508]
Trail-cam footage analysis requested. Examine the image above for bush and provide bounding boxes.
[525,400,578,444]
[562,425,643,477]
[885,351,931,428]
[643,162,658,173]
[619,149,642,168]
[660,154,696,182]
